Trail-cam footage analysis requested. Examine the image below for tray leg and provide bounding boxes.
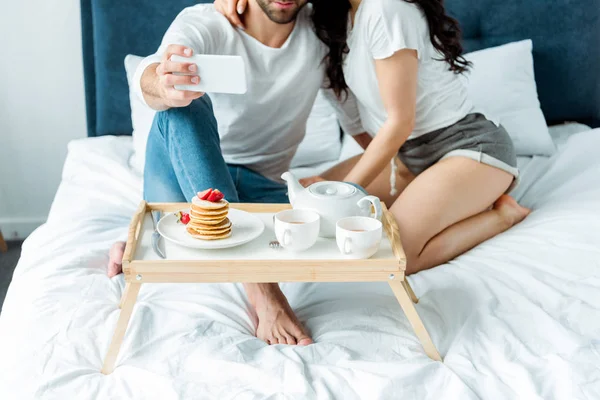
[119,282,133,309]
[102,282,142,375]
[389,280,442,361]
[402,279,419,304]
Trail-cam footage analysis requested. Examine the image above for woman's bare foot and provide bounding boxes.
[107,241,126,278]
[244,283,313,346]
[494,195,531,226]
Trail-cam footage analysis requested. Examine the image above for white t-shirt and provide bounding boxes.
[344,0,474,139]
[134,4,364,181]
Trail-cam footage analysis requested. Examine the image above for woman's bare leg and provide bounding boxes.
[321,155,415,207]
[390,157,530,275]
[406,194,530,274]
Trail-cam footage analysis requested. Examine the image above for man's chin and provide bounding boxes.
[267,8,301,24]
[273,16,298,24]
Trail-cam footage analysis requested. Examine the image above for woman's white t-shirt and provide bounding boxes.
[344,0,474,139]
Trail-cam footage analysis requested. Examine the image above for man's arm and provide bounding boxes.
[139,45,203,111]
[321,86,372,150]
[134,8,219,111]
[320,86,367,139]
[298,88,370,186]
[352,133,373,151]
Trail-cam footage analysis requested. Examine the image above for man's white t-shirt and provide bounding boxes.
[134,4,363,181]
[344,0,474,139]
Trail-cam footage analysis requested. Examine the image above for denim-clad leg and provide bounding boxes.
[144,96,239,203]
[236,166,290,203]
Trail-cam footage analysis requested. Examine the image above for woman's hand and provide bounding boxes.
[299,176,326,187]
[214,0,248,30]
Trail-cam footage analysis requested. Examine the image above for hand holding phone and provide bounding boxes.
[154,45,205,108]
[171,54,247,94]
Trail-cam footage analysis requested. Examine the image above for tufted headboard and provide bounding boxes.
[446,0,600,128]
[81,0,600,137]
[80,0,211,137]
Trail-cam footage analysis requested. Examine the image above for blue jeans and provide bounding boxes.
[144,96,289,203]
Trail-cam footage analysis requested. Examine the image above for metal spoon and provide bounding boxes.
[269,215,281,249]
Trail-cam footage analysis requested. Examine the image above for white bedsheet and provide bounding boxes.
[1,128,600,399]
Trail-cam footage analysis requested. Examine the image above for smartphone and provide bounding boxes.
[171,54,247,94]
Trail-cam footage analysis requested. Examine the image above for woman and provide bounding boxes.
[218,0,531,275]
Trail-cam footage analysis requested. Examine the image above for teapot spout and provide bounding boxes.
[281,171,303,205]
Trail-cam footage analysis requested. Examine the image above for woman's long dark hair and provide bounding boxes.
[311,0,471,98]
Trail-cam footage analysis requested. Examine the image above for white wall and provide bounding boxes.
[0,0,87,240]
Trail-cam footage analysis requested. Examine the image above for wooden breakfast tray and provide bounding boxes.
[101,202,442,374]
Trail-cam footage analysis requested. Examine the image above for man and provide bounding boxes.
[108,0,366,346]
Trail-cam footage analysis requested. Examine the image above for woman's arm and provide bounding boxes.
[343,49,419,188]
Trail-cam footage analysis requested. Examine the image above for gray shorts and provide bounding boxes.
[398,113,519,185]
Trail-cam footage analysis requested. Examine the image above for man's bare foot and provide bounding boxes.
[244,283,313,346]
[494,195,531,227]
[107,241,126,278]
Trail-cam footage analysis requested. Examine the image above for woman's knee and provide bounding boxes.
[397,220,430,275]
[392,209,428,262]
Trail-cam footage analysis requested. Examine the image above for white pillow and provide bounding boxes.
[124,55,343,173]
[125,55,156,173]
[463,40,556,156]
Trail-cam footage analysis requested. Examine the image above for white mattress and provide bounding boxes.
[1,124,599,399]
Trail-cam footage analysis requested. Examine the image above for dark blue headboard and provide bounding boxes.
[81,0,210,137]
[81,0,600,137]
[446,0,600,128]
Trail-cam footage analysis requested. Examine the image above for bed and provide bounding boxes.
[1,0,599,399]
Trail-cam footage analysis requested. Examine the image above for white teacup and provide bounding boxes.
[274,209,320,252]
[336,216,383,259]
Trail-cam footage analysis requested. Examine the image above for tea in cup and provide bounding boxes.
[274,209,320,252]
[336,216,382,259]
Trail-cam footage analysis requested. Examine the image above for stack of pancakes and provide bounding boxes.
[187,196,232,240]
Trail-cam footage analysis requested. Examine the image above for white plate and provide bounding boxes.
[157,208,265,250]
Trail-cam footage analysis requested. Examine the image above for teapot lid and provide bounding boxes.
[309,181,357,199]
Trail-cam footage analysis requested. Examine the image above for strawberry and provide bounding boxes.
[207,189,224,202]
[213,190,225,202]
[175,211,191,225]
[180,212,190,225]
[198,188,213,200]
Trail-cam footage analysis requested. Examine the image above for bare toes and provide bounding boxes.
[107,241,126,277]
[285,335,297,345]
[277,335,287,345]
[298,337,313,346]
[107,262,122,278]
[248,284,313,346]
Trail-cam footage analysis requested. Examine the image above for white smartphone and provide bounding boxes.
[171,54,247,94]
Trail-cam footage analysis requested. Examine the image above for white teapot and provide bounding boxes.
[282,172,383,238]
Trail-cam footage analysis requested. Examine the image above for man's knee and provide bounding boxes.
[155,96,215,135]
